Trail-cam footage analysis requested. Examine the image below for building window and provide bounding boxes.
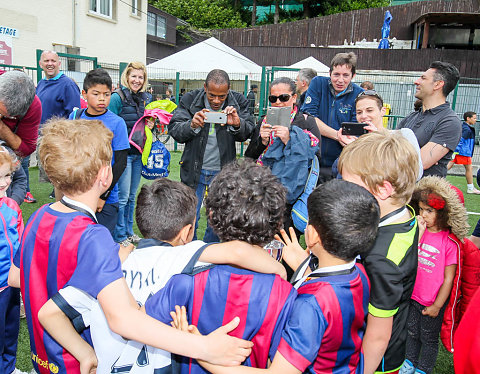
[147,12,166,39]
[90,0,112,18]
[131,0,138,15]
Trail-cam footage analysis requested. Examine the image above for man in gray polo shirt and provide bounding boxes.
[398,61,461,177]
[168,69,255,242]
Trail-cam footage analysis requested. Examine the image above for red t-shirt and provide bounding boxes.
[2,95,42,156]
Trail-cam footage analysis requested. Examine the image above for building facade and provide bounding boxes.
[0,0,148,67]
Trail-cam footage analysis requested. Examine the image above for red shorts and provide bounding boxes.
[452,155,472,165]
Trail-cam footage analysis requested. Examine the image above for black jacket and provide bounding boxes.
[168,88,255,188]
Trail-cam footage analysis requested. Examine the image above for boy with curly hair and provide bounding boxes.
[173,178,380,374]
[144,160,298,373]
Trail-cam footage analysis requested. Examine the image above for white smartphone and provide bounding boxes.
[204,111,227,124]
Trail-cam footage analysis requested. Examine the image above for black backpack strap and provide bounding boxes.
[181,243,216,275]
[114,87,126,102]
[74,108,86,119]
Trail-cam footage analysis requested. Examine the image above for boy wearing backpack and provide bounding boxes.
[69,68,129,234]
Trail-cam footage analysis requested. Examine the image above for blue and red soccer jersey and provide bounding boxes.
[145,265,297,373]
[0,196,23,290]
[278,263,370,374]
[13,204,123,374]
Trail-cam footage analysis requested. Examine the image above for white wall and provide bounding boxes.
[0,0,147,68]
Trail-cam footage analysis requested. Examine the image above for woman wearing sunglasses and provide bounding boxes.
[335,90,423,179]
[245,77,321,160]
[245,77,321,237]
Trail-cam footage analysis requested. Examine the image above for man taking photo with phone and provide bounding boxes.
[168,69,255,242]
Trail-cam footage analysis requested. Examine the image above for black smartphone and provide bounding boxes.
[341,122,368,136]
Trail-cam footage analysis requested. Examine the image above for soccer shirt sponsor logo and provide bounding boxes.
[31,352,59,373]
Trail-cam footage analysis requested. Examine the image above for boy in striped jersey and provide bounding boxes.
[175,178,380,374]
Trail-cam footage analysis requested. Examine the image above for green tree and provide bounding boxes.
[150,0,246,29]
[296,0,389,19]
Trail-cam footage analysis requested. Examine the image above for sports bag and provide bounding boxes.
[129,108,172,153]
[141,139,170,179]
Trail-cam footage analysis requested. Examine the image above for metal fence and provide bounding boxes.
[3,53,480,162]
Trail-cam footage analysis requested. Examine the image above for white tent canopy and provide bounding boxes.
[288,56,330,75]
[148,37,262,80]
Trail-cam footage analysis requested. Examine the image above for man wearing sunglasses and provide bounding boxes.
[301,52,363,183]
[168,69,255,243]
[397,61,461,178]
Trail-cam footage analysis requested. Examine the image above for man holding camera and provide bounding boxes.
[168,69,255,242]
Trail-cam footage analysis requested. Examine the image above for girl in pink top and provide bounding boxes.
[401,176,468,374]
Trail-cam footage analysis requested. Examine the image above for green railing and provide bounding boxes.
[35,49,99,83]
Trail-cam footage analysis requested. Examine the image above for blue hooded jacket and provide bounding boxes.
[455,121,476,157]
[262,126,318,204]
[301,76,363,168]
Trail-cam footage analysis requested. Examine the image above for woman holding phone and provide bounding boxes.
[336,90,423,179]
[245,77,320,159]
[245,77,321,237]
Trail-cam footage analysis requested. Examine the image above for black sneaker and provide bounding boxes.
[49,190,55,199]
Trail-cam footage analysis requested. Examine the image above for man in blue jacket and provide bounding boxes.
[34,51,81,201]
[301,52,363,182]
[447,111,479,194]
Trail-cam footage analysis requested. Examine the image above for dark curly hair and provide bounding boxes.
[135,178,197,241]
[411,188,450,231]
[205,160,286,246]
[308,179,380,260]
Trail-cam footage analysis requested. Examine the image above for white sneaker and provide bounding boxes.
[467,188,480,194]
[11,369,34,374]
[128,234,142,244]
[119,239,131,247]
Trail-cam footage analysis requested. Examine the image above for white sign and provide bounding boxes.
[0,26,19,38]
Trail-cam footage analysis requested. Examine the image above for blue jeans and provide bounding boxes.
[114,154,142,242]
[0,287,20,374]
[97,203,119,236]
[194,169,220,243]
[21,156,30,192]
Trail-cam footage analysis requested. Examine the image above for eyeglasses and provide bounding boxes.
[356,90,384,106]
[268,94,292,103]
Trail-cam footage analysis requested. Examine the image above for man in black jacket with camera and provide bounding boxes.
[168,69,255,242]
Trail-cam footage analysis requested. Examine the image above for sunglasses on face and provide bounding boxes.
[356,90,384,106]
[268,93,292,103]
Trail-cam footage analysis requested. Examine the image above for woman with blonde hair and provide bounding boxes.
[109,61,150,246]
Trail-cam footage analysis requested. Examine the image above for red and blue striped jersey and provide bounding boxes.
[278,264,370,374]
[13,204,123,374]
[0,196,23,290]
[145,264,297,373]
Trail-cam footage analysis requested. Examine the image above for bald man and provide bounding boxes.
[36,50,80,125]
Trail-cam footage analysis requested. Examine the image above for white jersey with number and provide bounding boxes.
[57,240,209,373]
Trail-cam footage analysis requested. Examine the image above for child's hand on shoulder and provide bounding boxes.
[422,304,440,318]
